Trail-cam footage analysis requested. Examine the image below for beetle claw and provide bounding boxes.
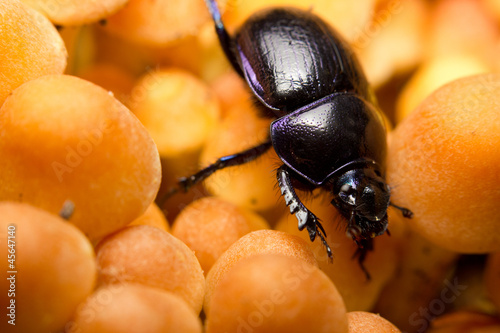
[314,220,333,261]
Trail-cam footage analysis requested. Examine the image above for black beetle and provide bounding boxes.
[173,0,413,278]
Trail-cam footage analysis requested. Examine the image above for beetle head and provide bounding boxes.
[331,168,390,240]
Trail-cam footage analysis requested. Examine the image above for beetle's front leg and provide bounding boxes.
[352,238,374,280]
[276,165,332,259]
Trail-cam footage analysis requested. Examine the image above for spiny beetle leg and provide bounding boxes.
[277,165,333,260]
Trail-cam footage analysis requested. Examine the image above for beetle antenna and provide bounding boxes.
[389,202,413,219]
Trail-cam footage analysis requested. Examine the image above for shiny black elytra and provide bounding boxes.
[175,0,413,278]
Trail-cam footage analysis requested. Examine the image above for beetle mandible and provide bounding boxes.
[173,0,413,278]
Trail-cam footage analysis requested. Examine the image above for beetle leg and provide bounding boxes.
[176,140,272,194]
[353,238,373,280]
[205,0,244,77]
[389,202,414,219]
[160,140,272,206]
[276,165,332,260]
[346,212,372,280]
